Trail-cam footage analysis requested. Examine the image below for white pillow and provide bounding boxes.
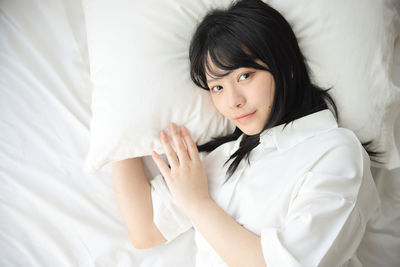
[83,0,236,174]
[266,0,400,169]
[83,0,400,173]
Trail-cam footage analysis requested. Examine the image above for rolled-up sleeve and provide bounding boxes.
[260,144,380,266]
[150,174,193,242]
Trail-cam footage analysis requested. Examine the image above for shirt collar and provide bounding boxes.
[259,109,338,151]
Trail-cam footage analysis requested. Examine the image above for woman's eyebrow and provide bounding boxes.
[206,71,232,83]
[207,77,221,83]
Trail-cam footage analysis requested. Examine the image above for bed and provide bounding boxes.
[0,0,399,266]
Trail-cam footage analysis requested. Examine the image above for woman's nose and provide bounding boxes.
[227,85,245,108]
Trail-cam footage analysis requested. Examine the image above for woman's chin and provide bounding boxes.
[237,126,263,136]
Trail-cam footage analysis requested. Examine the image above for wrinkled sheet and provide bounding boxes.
[0,0,398,266]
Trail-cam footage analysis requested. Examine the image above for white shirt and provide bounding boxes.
[150,109,380,267]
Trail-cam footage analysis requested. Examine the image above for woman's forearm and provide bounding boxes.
[112,157,166,248]
[187,199,267,267]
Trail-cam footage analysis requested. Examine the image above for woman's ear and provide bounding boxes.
[290,66,294,79]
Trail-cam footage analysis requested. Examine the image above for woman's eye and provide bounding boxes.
[239,73,251,81]
[211,85,222,92]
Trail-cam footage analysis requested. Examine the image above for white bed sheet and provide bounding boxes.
[0,0,398,266]
[0,1,195,266]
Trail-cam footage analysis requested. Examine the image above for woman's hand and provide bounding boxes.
[151,122,210,216]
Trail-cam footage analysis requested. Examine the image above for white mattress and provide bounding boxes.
[0,0,399,266]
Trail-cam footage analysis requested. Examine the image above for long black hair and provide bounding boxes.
[189,0,383,181]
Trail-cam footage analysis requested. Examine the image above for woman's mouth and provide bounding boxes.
[236,111,256,123]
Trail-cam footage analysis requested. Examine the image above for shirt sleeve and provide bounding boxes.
[150,174,193,242]
[260,143,380,267]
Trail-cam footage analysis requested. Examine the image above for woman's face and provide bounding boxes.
[206,59,275,135]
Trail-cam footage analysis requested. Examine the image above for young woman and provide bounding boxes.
[112,0,381,266]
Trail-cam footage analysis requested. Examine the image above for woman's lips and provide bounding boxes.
[236,111,256,123]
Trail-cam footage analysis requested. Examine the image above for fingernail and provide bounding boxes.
[160,131,166,139]
[181,126,187,134]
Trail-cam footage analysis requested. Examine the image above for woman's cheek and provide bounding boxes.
[212,99,224,116]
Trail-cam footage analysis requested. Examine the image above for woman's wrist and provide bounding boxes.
[185,197,214,220]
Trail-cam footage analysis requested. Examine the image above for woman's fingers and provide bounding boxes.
[180,126,201,162]
[151,150,171,179]
[160,130,179,168]
[157,123,194,172]
[168,123,190,163]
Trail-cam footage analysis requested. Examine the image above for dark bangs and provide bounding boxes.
[189,11,271,91]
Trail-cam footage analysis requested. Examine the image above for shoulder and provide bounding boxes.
[291,128,374,205]
[306,128,370,178]
[311,127,362,148]
[305,127,366,157]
